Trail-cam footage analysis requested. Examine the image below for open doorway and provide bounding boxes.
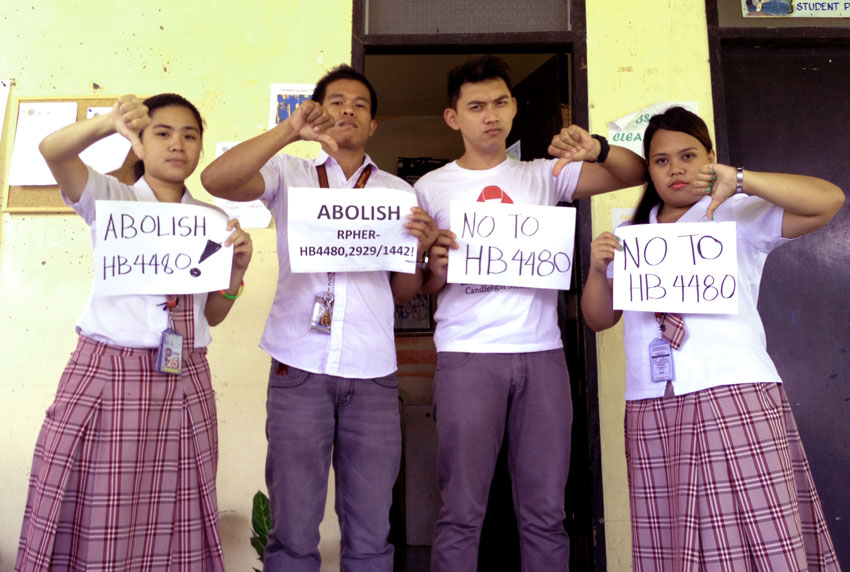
[364,50,604,572]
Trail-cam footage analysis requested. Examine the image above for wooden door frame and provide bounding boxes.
[350,1,607,569]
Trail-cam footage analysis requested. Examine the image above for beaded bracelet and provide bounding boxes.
[220,280,245,300]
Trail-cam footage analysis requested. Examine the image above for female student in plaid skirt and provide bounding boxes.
[581,107,843,571]
[16,93,251,571]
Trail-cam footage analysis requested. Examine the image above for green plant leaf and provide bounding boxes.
[250,535,266,557]
[252,490,272,538]
[251,490,273,563]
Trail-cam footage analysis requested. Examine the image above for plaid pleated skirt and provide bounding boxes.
[16,295,225,572]
[625,382,840,572]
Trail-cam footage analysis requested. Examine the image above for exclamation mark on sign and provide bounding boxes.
[189,240,223,277]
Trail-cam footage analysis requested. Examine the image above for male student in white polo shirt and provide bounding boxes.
[415,55,647,571]
[202,64,436,572]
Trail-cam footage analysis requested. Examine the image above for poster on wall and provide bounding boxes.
[742,0,850,17]
[607,102,699,158]
[269,83,314,130]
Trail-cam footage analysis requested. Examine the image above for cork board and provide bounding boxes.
[1,96,137,213]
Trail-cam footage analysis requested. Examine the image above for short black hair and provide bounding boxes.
[447,55,513,109]
[134,93,205,180]
[631,107,713,225]
[311,64,378,118]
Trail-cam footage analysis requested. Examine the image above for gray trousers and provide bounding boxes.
[263,361,400,572]
[430,350,573,572]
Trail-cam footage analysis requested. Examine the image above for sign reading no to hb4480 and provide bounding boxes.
[612,221,739,314]
[448,201,576,290]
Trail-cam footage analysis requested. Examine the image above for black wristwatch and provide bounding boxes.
[591,134,610,164]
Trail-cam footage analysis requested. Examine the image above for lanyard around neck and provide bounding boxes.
[314,162,372,295]
[316,163,372,190]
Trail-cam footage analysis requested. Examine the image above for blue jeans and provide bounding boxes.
[430,350,573,572]
[263,361,401,572]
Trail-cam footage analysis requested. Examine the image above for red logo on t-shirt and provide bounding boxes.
[476,185,513,204]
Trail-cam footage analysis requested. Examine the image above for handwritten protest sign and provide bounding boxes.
[288,187,418,273]
[93,201,233,295]
[613,222,738,314]
[447,201,576,290]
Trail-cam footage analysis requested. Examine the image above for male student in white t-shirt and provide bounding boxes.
[414,55,647,572]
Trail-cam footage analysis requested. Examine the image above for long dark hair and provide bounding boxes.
[133,93,205,180]
[631,106,713,224]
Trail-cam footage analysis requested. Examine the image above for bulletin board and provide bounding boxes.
[1,95,136,213]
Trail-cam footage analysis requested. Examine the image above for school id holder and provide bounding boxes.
[155,328,184,374]
[309,273,335,335]
[648,337,674,383]
[155,295,183,374]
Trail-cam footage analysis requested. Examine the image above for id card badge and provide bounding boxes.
[648,337,675,383]
[309,292,333,334]
[155,328,184,374]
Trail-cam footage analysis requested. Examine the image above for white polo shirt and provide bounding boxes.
[258,151,414,378]
[64,167,212,348]
[617,194,790,400]
[415,157,582,353]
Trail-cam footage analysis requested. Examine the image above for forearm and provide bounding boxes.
[580,271,620,332]
[741,170,844,218]
[205,266,247,326]
[597,145,648,188]
[39,112,115,202]
[391,270,424,305]
[201,120,301,200]
[420,270,447,295]
[573,145,648,200]
[40,112,114,163]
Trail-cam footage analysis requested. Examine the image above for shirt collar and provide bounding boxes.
[313,151,377,178]
[649,195,711,224]
[132,176,194,204]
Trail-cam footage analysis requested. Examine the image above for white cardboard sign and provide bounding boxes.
[613,222,739,314]
[93,201,233,295]
[448,201,576,290]
[287,187,418,274]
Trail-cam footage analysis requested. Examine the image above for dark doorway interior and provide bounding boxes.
[719,43,850,566]
[364,50,603,572]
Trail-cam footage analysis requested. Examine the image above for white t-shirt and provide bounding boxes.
[415,157,582,353]
[617,194,790,400]
[259,151,414,378]
[63,167,212,348]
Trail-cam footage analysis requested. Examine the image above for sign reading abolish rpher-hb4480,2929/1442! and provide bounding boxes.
[287,187,419,274]
[447,201,576,290]
[613,221,739,314]
[93,201,234,296]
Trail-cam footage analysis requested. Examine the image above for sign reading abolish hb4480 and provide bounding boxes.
[447,201,576,290]
[93,200,234,296]
[287,187,419,274]
[612,221,739,314]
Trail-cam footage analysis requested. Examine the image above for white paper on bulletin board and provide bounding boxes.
[9,101,78,185]
[79,107,133,174]
[607,102,699,158]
